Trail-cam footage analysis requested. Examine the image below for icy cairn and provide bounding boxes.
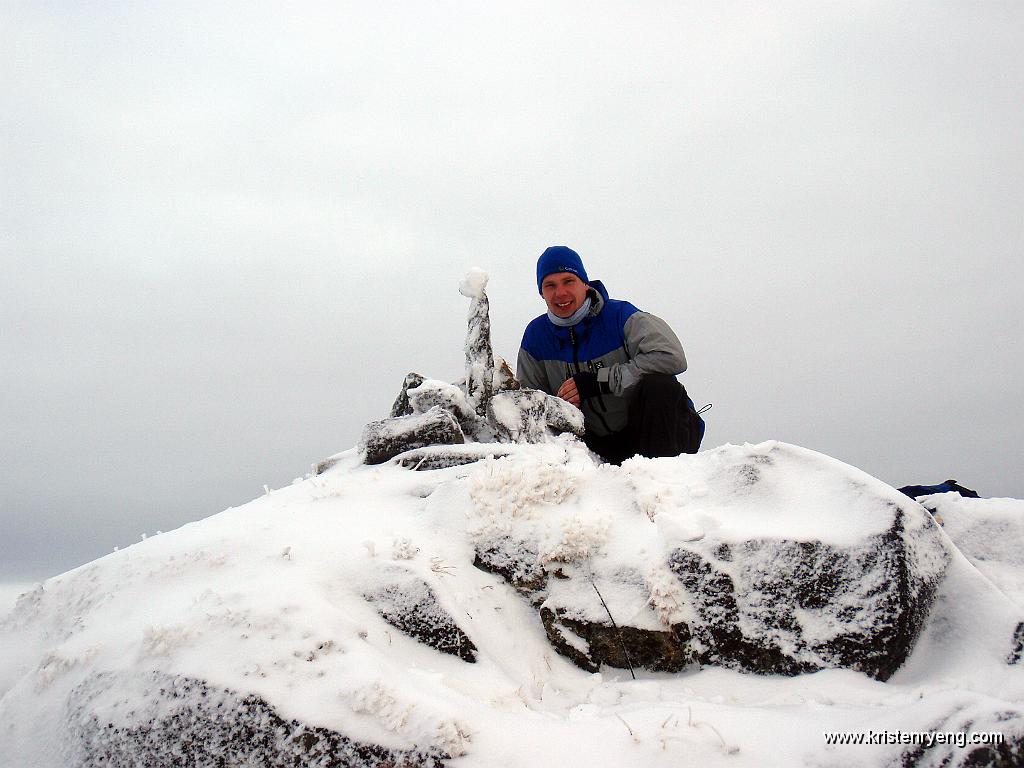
[355,268,583,467]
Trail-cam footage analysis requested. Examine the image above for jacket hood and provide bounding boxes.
[587,280,609,311]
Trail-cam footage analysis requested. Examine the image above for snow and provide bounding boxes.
[621,441,910,546]
[1,441,1021,767]
[0,583,36,622]
[458,268,489,299]
[408,380,477,423]
[487,390,530,434]
[920,492,1024,610]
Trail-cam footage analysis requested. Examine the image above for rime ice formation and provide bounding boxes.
[358,270,582,466]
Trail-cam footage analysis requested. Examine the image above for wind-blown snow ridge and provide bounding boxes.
[1,439,1022,767]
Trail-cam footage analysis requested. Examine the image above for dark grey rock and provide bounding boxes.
[475,539,694,674]
[540,606,692,674]
[363,574,477,663]
[407,380,478,425]
[313,455,342,476]
[473,460,947,681]
[405,379,492,441]
[473,537,547,600]
[486,388,584,442]
[1009,621,1024,665]
[66,671,447,768]
[361,407,465,465]
[544,394,586,437]
[668,507,948,681]
[390,372,427,418]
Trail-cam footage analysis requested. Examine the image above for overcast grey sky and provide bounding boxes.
[2,2,1022,581]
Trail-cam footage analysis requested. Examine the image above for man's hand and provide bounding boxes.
[559,372,604,407]
[557,378,581,407]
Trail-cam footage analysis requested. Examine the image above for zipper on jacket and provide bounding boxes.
[589,360,609,414]
[569,326,613,434]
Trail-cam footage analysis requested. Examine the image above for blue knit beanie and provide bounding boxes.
[536,246,589,293]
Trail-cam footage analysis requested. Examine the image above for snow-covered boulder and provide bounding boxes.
[472,441,949,681]
[65,671,448,768]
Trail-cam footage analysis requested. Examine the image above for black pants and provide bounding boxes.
[582,374,705,465]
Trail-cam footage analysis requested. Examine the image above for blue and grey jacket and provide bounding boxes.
[516,280,687,436]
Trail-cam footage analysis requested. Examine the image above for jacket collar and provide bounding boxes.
[587,280,608,314]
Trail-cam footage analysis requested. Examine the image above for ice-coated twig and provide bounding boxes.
[687,706,739,754]
[430,557,456,576]
[616,714,639,742]
[591,577,636,680]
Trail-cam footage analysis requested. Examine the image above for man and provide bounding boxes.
[517,245,704,464]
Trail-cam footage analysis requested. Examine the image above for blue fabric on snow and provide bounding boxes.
[897,480,980,499]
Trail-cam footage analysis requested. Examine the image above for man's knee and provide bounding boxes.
[634,373,683,403]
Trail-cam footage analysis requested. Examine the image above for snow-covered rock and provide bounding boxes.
[473,441,949,681]
[361,567,478,663]
[1,441,1022,767]
[65,671,450,768]
[460,267,494,417]
[360,406,465,465]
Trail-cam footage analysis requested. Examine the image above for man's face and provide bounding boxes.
[541,272,589,318]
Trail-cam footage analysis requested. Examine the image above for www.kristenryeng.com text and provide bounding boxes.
[824,730,1004,748]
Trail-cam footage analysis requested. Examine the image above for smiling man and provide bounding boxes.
[517,245,705,464]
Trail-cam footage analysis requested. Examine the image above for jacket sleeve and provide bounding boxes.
[596,311,687,396]
[516,346,553,394]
